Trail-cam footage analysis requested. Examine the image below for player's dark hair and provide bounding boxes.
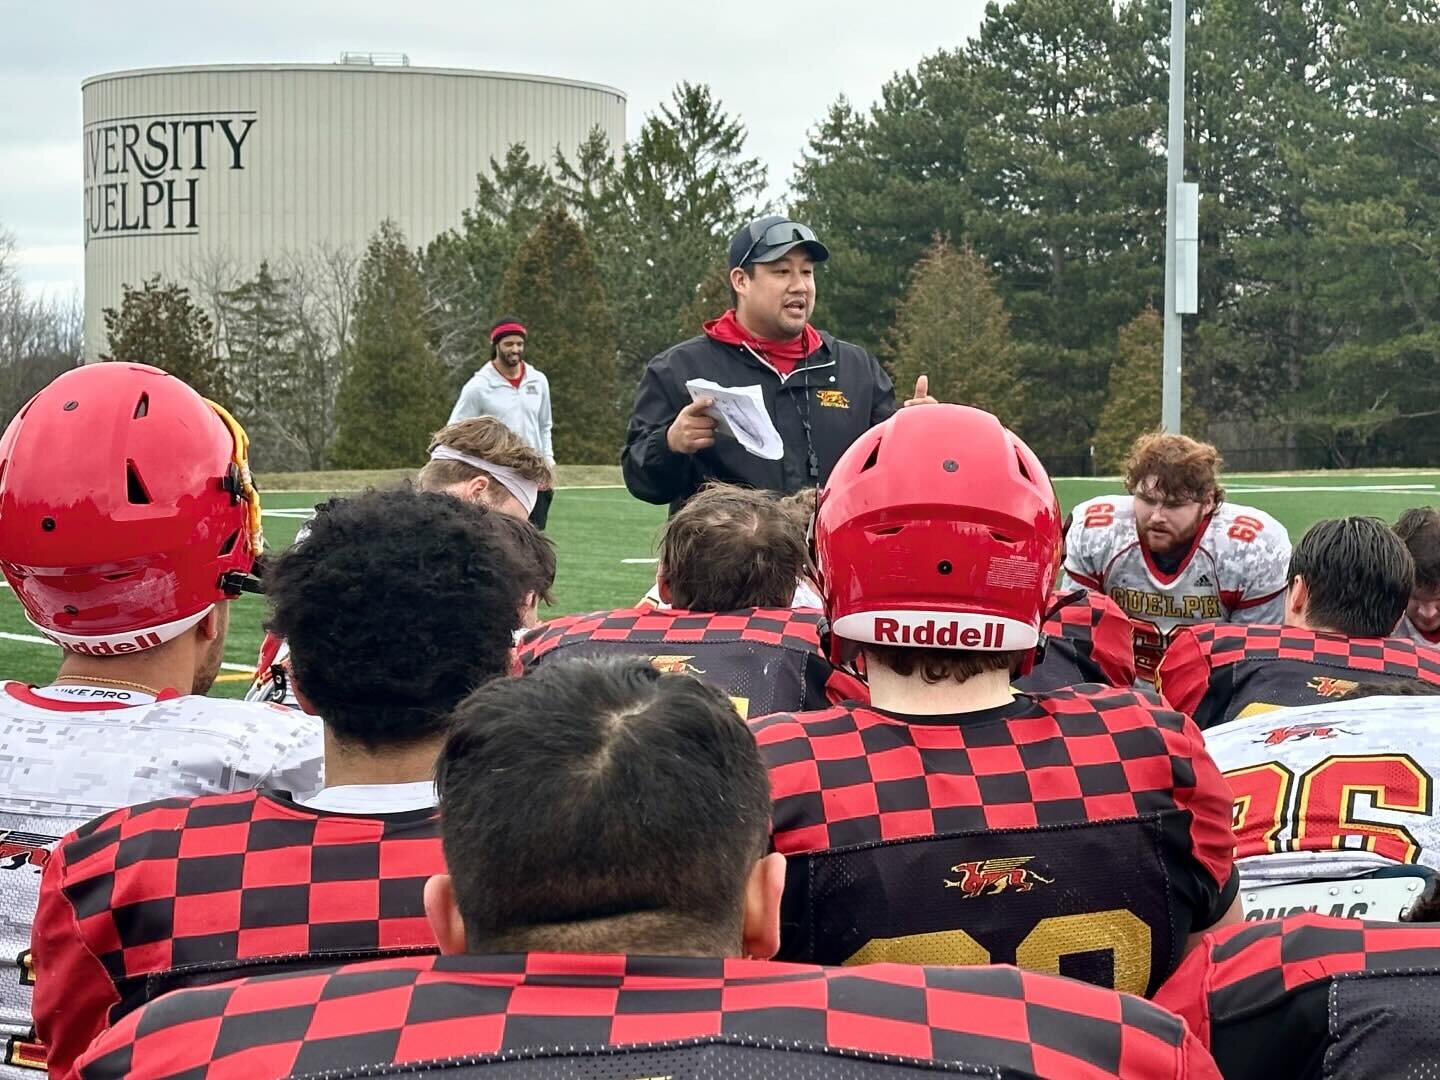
[265,489,525,749]
[435,657,772,954]
[1338,679,1440,701]
[864,645,1031,684]
[1394,507,1440,592]
[1288,516,1414,638]
[1123,433,1226,507]
[489,513,557,607]
[659,483,808,611]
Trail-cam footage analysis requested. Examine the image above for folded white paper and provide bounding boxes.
[684,378,785,460]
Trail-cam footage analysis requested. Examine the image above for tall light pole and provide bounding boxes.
[1161,0,1195,433]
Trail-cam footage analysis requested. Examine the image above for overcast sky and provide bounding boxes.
[1,0,992,296]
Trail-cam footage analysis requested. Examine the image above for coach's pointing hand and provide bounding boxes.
[903,374,938,407]
[667,398,718,454]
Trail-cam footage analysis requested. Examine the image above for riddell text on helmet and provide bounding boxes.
[873,618,1006,648]
[57,631,164,656]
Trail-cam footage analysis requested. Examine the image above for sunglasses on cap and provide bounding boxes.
[736,220,825,268]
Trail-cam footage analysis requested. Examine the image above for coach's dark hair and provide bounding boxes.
[1394,507,1440,592]
[265,489,524,748]
[659,483,808,611]
[1338,679,1440,701]
[435,657,772,954]
[1288,517,1414,638]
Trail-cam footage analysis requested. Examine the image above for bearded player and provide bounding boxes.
[75,658,1221,1080]
[1065,434,1290,682]
[1158,517,1440,728]
[0,364,323,1077]
[750,405,1239,998]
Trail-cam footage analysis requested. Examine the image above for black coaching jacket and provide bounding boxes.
[622,331,897,512]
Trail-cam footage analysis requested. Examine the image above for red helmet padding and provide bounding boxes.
[0,363,257,644]
[815,404,1061,667]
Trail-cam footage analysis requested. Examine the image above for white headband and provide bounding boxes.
[429,446,539,514]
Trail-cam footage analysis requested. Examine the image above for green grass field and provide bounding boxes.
[2,470,1436,697]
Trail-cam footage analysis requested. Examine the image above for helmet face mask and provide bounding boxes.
[0,364,262,653]
[814,404,1061,676]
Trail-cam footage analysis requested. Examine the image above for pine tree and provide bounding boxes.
[560,83,768,394]
[886,239,1020,422]
[331,221,450,469]
[1092,307,1205,472]
[498,206,618,464]
[218,261,300,469]
[421,145,558,390]
[102,276,226,401]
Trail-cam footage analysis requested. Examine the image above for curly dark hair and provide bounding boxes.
[265,488,525,748]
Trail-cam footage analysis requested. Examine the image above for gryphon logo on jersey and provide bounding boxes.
[0,831,56,873]
[645,655,706,676]
[945,856,1054,897]
[1308,676,1359,698]
[1254,721,1355,746]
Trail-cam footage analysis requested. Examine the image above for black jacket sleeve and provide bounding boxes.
[869,354,897,425]
[621,358,698,506]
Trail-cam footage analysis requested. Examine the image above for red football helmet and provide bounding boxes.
[814,404,1061,671]
[0,363,263,654]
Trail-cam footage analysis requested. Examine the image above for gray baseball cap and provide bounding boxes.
[728,216,830,270]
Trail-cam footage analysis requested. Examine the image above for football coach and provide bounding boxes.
[622,216,935,513]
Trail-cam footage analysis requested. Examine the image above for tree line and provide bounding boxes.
[85,0,1440,471]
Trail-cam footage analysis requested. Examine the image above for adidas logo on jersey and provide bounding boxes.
[1194,574,1214,587]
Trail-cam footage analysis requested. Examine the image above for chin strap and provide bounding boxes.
[205,398,265,557]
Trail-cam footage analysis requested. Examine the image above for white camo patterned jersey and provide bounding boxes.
[1395,612,1440,651]
[1204,694,1440,887]
[1062,496,1291,681]
[0,682,323,1076]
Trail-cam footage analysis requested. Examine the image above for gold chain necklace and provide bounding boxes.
[52,674,164,696]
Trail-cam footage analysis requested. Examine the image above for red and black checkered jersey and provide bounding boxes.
[516,606,866,717]
[1020,589,1138,692]
[75,951,1221,1080]
[750,690,1237,996]
[32,789,441,1080]
[1155,914,1440,1080]
[1157,623,1440,729]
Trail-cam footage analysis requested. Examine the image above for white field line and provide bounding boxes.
[1062,479,1436,494]
[1219,484,1434,494]
[0,630,253,672]
[620,558,659,565]
[260,484,630,498]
